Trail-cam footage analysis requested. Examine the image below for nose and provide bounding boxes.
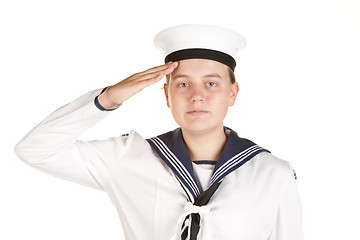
[190,87,205,103]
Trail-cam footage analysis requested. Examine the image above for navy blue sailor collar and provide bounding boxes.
[146,127,270,203]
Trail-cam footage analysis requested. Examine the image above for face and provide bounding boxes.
[164,59,239,135]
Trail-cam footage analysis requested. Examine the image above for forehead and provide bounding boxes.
[171,59,228,77]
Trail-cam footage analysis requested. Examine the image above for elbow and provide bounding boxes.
[14,140,29,163]
[14,139,42,165]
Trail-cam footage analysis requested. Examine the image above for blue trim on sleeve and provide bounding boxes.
[94,87,120,111]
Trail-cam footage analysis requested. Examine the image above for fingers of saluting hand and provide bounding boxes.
[138,61,178,75]
[133,61,178,81]
[103,62,178,106]
[127,62,178,88]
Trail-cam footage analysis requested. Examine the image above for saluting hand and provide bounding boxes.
[99,62,178,108]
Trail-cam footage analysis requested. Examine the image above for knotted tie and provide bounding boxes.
[180,183,221,240]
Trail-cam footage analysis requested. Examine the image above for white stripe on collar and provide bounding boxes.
[149,136,200,202]
[210,145,266,186]
[147,128,270,203]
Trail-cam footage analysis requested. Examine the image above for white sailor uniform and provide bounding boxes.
[15,89,303,240]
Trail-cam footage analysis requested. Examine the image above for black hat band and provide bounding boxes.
[165,48,236,71]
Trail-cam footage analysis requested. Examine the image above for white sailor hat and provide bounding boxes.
[154,24,246,71]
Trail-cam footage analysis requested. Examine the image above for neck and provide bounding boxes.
[182,126,228,162]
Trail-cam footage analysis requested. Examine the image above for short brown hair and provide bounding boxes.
[227,67,236,84]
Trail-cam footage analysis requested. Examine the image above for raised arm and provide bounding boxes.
[14,62,178,189]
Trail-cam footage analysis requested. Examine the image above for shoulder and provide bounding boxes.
[256,152,291,169]
[252,151,296,181]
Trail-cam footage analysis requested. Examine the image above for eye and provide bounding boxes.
[179,83,189,88]
[207,82,217,87]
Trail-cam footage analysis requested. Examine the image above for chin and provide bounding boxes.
[180,123,222,135]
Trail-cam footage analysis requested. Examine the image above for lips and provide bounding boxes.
[187,110,208,116]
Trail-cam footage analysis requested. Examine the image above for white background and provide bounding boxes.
[1,0,359,239]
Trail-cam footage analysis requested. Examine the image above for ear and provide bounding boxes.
[163,83,170,108]
[229,82,239,106]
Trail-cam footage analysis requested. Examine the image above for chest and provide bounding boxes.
[152,158,278,239]
[107,148,279,239]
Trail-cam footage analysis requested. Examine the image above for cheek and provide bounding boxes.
[215,97,231,115]
[210,90,231,104]
[167,90,181,109]
[209,92,232,115]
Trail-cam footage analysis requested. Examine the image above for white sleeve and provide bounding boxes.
[14,89,117,190]
[274,166,304,240]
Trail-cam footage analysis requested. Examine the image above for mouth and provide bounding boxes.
[187,110,209,116]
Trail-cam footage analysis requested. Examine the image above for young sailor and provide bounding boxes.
[15,24,303,240]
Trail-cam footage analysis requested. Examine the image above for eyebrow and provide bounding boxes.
[172,74,189,81]
[172,73,223,81]
[204,73,222,79]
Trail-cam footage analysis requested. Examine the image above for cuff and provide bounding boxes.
[94,87,121,111]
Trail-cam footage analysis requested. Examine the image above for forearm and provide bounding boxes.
[13,88,118,189]
[98,86,120,109]
[14,89,111,164]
